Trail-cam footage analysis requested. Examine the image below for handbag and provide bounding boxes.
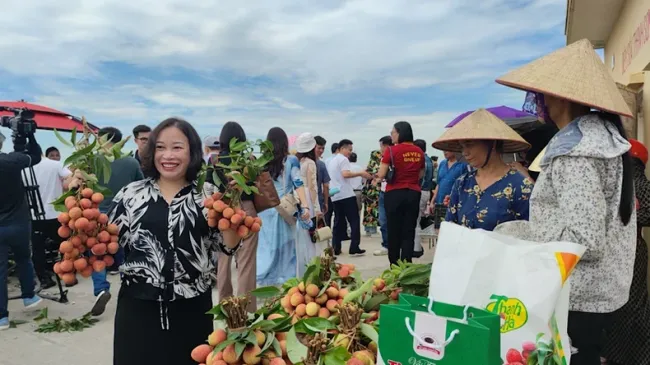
[310,216,332,243]
[253,171,281,213]
[385,146,396,184]
[275,170,299,225]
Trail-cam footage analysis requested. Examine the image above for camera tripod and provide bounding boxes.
[8,166,69,304]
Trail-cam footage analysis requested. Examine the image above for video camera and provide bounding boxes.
[0,107,37,151]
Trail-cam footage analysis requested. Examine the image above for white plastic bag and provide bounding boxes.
[429,222,586,364]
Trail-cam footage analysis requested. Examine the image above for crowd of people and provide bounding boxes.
[0,38,649,365]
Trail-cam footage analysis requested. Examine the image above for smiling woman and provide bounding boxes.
[109,117,241,365]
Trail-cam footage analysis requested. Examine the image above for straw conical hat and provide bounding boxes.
[432,108,531,153]
[496,39,633,118]
[528,145,547,172]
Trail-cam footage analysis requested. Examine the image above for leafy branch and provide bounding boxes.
[33,308,99,333]
[51,117,130,211]
[202,137,274,202]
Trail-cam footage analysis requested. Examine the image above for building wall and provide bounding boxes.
[602,0,650,291]
[604,0,650,85]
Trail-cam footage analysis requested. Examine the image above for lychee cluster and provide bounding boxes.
[281,281,348,321]
[54,188,119,284]
[205,192,262,238]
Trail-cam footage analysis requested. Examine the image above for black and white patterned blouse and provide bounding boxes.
[108,178,237,327]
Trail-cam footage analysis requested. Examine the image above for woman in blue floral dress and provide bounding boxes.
[432,108,533,231]
[256,128,309,286]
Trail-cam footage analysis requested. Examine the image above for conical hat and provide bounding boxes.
[496,39,633,118]
[528,145,547,172]
[432,108,531,153]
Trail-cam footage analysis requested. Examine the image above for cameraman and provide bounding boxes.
[0,130,44,330]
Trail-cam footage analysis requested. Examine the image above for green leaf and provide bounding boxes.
[343,279,374,304]
[213,171,224,189]
[100,154,112,184]
[231,172,248,188]
[206,304,228,320]
[230,141,249,153]
[363,294,389,312]
[214,339,237,354]
[249,185,260,195]
[34,308,49,321]
[318,280,332,297]
[286,327,308,364]
[51,190,75,206]
[197,169,207,193]
[90,183,112,197]
[322,346,351,365]
[251,320,276,332]
[283,278,300,292]
[64,139,96,166]
[244,330,258,345]
[261,331,276,352]
[235,341,246,358]
[271,338,282,357]
[272,316,294,333]
[70,127,77,145]
[53,129,72,147]
[294,317,336,334]
[360,323,379,343]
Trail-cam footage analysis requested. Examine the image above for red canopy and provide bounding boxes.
[0,100,98,132]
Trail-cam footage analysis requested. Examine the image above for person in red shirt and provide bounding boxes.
[375,121,425,265]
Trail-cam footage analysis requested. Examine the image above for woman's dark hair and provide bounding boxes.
[45,147,59,156]
[379,136,393,146]
[331,143,340,154]
[349,152,358,163]
[314,135,326,147]
[414,139,427,153]
[480,140,504,168]
[296,148,316,162]
[267,127,289,180]
[98,127,123,143]
[219,121,246,151]
[598,111,634,226]
[141,117,204,182]
[394,121,414,143]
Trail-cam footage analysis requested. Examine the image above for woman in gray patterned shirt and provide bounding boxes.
[493,39,637,365]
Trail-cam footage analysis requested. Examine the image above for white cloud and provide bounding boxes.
[0,0,567,165]
[0,0,565,91]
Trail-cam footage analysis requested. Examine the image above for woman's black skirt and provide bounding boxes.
[113,287,213,365]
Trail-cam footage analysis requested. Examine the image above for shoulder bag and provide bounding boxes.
[275,168,299,225]
[253,172,281,213]
[385,146,396,184]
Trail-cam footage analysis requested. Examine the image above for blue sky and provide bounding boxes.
[0,0,570,165]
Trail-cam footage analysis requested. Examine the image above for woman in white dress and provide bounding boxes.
[294,133,323,276]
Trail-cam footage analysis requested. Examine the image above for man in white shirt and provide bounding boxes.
[24,155,72,289]
[326,139,372,256]
[324,142,340,228]
[348,153,365,217]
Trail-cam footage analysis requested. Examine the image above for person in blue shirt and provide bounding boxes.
[431,151,468,229]
[432,108,533,231]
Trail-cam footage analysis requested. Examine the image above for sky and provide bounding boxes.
[0,0,571,165]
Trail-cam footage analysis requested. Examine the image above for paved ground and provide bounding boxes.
[0,234,435,365]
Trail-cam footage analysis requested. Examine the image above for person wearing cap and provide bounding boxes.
[493,39,636,365]
[203,135,220,164]
[603,139,650,365]
[294,133,324,275]
[432,109,533,231]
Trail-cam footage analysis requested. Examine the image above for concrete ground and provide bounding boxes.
[0,234,435,365]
